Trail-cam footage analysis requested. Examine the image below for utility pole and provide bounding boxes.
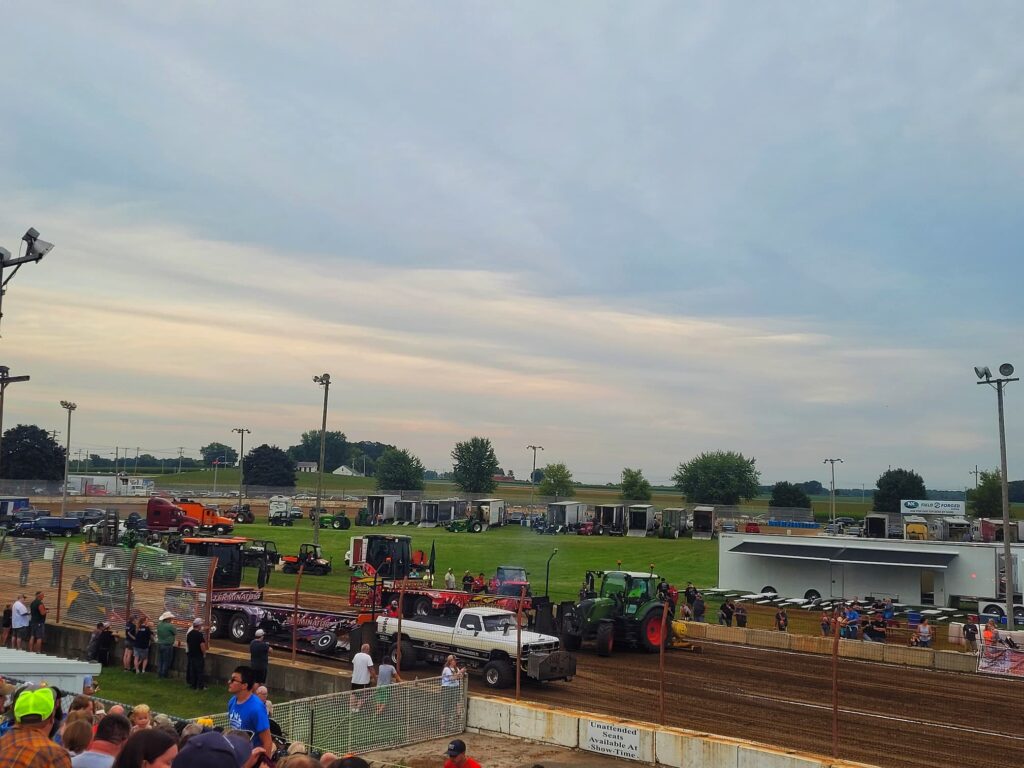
[113,447,119,478]
[974,363,1018,625]
[177,447,184,474]
[823,458,843,526]
[232,427,250,502]
[133,447,140,475]
[312,374,331,547]
[60,401,77,516]
[0,367,30,478]
[527,445,544,505]
[970,465,981,489]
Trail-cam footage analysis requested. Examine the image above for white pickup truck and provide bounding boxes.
[376,606,576,689]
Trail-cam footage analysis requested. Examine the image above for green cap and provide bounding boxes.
[14,688,56,722]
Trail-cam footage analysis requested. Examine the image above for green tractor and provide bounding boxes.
[561,569,672,656]
[317,510,351,531]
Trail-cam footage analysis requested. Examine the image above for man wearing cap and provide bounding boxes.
[248,629,270,685]
[157,611,177,678]
[186,617,208,690]
[0,687,72,768]
[171,730,263,768]
[443,738,481,768]
[11,595,30,651]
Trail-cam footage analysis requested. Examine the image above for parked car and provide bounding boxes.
[34,516,84,537]
[289,507,304,520]
[64,509,107,526]
[7,522,52,539]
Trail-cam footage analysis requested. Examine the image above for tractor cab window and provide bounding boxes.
[627,578,652,601]
[601,573,628,599]
[460,615,482,633]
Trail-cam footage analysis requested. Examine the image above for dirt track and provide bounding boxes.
[484,641,1024,768]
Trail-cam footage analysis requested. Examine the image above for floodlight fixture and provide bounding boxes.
[60,400,77,516]
[975,366,992,381]
[312,372,332,546]
[999,363,1015,377]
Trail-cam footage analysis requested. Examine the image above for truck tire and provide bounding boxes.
[389,640,417,670]
[229,612,255,643]
[235,514,246,524]
[640,609,667,653]
[804,589,821,601]
[596,622,614,657]
[313,632,338,652]
[413,597,433,617]
[210,610,229,639]
[483,659,515,689]
[180,526,195,536]
[215,525,228,535]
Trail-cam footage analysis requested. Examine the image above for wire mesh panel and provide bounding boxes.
[205,677,467,756]
[0,537,64,600]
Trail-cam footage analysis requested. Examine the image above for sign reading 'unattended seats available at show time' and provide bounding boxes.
[900,499,966,515]
[584,719,641,760]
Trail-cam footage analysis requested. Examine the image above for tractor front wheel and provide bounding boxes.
[596,622,614,657]
[640,609,668,653]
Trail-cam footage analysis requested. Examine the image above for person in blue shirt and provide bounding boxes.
[226,665,273,758]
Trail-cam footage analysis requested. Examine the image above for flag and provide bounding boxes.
[429,540,436,575]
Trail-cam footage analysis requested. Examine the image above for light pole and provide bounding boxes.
[0,228,54,337]
[313,373,332,546]
[545,547,558,598]
[232,428,250,502]
[823,458,843,525]
[527,445,544,505]
[974,363,1018,625]
[212,455,225,494]
[60,400,77,516]
[0,366,30,478]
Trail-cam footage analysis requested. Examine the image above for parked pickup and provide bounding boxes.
[376,606,576,689]
[31,516,83,537]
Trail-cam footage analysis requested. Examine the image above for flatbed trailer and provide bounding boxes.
[349,575,530,617]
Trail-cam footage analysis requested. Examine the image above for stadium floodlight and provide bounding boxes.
[974,362,1019,625]
[312,374,332,546]
[1,227,55,336]
[60,401,78,516]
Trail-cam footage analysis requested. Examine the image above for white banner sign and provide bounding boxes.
[901,499,966,515]
[584,719,641,761]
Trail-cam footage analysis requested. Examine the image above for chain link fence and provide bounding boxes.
[0,535,215,632]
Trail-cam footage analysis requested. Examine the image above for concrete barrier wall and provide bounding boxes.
[468,695,880,767]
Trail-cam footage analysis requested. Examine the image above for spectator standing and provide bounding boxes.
[226,666,273,756]
[2,603,11,647]
[350,643,374,712]
[71,712,130,768]
[443,738,482,768]
[374,653,401,716]
[774,607,789,632]
[820,609,832,637]
[692,593,706,623]
[440,654,465,729]
[716,604,727,625]
[882,598,895,624]
[963,616,979,654]
[111,728,177,768]
[734,603,748,628]
[683,582,697,609]
[11,595,30,651]
[422,567,433,587]
[444,568,456,590]
[864,616,888,643]
[461,571,473,592]
[28,592,47,653]
[914,618,933,648]
[156,613,176,679]
[249,629,270,685]
[185,618,207,690]
[0,687,72,768]
[86,623,104,662]
[133,620,153,674]
[845,605,860,640]
[96,623,116,667]
[123,617,137,672]
[721,599,735,627]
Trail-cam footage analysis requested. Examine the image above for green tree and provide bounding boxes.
[769,481,812,509]
[873,468,927,513]
[375,448,425,491]
[539,463,575,498]
[968,470,1003,517]
[1,424,65,480]
[620,467,652,501]
[799,480,825,496]
[451,437,500,494]
[287,430,349,473]
[200,442,238,467]
[242,444,296,487]
[672,450,760,505]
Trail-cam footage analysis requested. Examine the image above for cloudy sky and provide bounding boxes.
[1,3,1022,489]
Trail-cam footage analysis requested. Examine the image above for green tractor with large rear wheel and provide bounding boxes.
[561,569,672,656]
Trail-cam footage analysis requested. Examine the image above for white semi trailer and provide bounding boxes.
[718,532,1024,619]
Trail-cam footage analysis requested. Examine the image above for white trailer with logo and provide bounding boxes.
[718,532,1024,619]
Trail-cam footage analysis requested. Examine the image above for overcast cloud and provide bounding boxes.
[0,3,1021,488]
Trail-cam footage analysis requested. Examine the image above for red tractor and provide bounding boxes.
[488,565,531,596]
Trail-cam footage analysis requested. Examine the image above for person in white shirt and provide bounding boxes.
[350,643,375,713]
[11,594,30,650]
[445,569,456,590]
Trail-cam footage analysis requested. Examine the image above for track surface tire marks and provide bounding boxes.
[489,643,1024,768]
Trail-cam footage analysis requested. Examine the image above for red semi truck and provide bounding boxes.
[146,497,235,535]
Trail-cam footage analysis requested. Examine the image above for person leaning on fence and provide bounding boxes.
[0,686,73,768]
[157,613,177,679]
[28,592,47,653]
[96,624,117,667]
[133,619,153,675]
[774,607,788,632]
[11,594,30,651]
[734,603,748,628]
[374,652,402,716]
[186,618,208,690]
[692,593,705,623]
[248,629,270,685]
[912,618,933,648]
[123,616,137,672]
[440,655,465,729]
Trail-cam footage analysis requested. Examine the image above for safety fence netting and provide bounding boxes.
[205,676,467,756]
[0,536,215,633]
